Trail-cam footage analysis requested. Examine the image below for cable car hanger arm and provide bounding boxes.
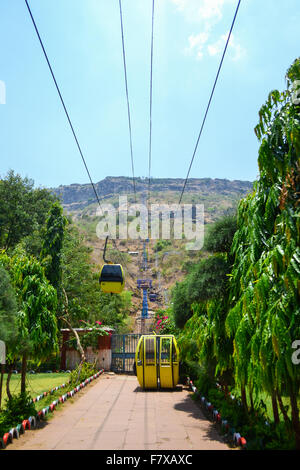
[103,235,110,264]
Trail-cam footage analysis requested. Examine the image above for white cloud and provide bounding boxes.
[207,33,245,61]
[198,0,227,21]
[186,32,209,59]
[171,0,245,61]
[185,31,245,61]
[170,0,235,24]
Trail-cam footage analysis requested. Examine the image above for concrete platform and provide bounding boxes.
[6,374,229,450]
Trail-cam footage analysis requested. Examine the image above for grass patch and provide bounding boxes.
[1,373,70,403]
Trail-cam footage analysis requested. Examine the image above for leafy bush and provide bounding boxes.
[69,362,98,386]
[180,360,203,383]
[153,309,179,335]
[204,214,237,254]
[0,392,36,435]
[239,421,295,450]
[154,240,171,252]
[194,372,217,397]
[193,382,295,450]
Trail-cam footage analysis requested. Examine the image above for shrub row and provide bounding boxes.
[187,377,247,449]
[0,369,104,449]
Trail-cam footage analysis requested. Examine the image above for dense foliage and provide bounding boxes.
[0,171,133,401]
[0,170,57,252]
[176,59,300,449]
[0,267,18,346]
[153,308,180,335]
[0,252,59,393]
[203,214,237,254]
[41,202,68,310]
[0,392,36,437]
[69,361,98,387]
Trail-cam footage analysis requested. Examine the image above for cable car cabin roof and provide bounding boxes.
[99,264,124,283]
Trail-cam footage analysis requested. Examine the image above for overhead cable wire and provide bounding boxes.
[147,0,155,207]
[24,0,103,210]
[118,0,137,204]
[178,0,242,204]
[24,0,136,280]
[145,0,155,278]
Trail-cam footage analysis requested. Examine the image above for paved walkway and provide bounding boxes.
[7,374,229,450]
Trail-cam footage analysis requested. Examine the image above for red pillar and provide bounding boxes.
[97,333,112,371]
[98,334,111,350]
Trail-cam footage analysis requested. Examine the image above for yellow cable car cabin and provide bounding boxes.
[135,335,179,389]
[99,264,125,294]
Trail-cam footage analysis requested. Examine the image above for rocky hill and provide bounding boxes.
[51,176,253,324]
[52,176,253,212]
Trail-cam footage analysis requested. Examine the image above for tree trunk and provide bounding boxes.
[61,288,86,383]
[4,222,14,251]
[6,363,14,401]
[21,353,27,394]
[249,387,254,412]
[277,391,290,427]
[290,389,300,450]
[271,392,280,425]
[241,385,248,414]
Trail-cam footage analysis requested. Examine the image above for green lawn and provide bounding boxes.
[239,388,299,423]
[1,373,70,404]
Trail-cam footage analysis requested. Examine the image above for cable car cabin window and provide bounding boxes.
[145,338,155,365]
[138,340,144,361]
[160,338,171,364]
[172,338,178,363]
[100,265,123,283]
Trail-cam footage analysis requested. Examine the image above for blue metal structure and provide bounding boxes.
[137,237,151,319]
[149,293,158,302]
[142,288,148,318]
[137,279,152,289]
[137,279,152,319]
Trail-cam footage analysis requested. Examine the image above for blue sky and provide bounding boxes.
[0,0,299,189]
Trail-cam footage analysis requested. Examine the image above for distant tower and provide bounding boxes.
[137,279,152,320]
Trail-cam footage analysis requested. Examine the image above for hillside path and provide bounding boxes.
[6,374,229,450]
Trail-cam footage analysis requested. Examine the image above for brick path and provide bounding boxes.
[6,374,229,450]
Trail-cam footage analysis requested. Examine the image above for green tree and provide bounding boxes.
[171,58,300,449]
[0,252,58,393]
[204,214,237,254]
[176,254,234,393]
[172,254,231,329]
[0,267,19,402]
[41,202,67,312]
[0,267,18,345]
[0,170,57,251]
[61,224,99,325]
[60,223,133,330]
[154,240,172,253]
[98,290,132,332]
[171,279,191,329]
[226,58,300,447]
